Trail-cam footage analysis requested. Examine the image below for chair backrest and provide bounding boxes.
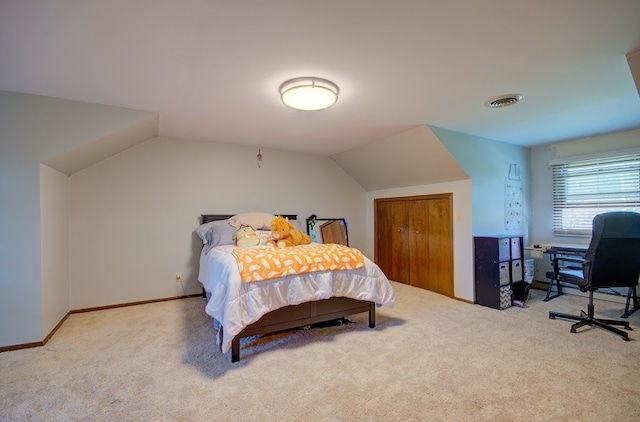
[583,212,640,288]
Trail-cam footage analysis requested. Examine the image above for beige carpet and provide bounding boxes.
[1,282,639,421]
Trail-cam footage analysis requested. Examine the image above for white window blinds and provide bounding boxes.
[551,152,640,236]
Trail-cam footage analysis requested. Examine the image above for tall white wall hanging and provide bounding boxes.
[505,163,523,230]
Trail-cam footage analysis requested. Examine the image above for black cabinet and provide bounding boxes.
[474,236,525,309]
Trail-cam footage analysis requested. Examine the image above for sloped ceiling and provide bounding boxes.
[628,49,640,96]
[331,125,469,191]
[1,0,639,157]
[1,91,158,173]
[43,115,159,175]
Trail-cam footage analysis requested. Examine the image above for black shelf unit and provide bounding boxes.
[474,236,525,310]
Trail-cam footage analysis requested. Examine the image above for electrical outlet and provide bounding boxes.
[175,272,182,282]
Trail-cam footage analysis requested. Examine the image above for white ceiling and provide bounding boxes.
[1,0,639,156]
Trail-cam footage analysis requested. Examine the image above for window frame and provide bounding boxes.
[551,150,640,237]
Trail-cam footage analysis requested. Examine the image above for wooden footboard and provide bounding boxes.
[230,297,375,362]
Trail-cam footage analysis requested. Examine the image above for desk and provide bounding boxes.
[540,243,639,318]
[540,244,587,302]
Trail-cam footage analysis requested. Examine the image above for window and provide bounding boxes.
[552,151,640,236]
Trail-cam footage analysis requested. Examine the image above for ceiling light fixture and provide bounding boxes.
[484,94,523,108]
[279,77,339,111]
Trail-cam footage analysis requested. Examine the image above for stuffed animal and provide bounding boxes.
[268,216,312,248]
[234,225,260,248]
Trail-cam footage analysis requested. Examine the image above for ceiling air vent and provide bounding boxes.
[484,94,523,108]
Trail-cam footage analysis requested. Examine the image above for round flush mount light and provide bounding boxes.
[279,77,339,111]
[484,94,523,108]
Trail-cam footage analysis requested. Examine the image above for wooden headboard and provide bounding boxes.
[201,214,298,224]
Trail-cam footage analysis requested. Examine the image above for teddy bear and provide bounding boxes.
[233,225,260,248]
[268,216,312,248]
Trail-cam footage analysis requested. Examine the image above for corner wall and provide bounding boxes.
[40,165,70,337]
[430,126,531,242]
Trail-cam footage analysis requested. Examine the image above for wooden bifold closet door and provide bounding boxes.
[375,194,453,297]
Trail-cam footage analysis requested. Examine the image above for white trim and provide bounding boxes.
[548,147,640,165]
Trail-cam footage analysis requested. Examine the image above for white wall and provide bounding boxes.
[366,180,474,301]
[68,137,367,309]
[431,126,531,242]
[0,160,41,346]
[40,164,70,338]
[0,91,156,348]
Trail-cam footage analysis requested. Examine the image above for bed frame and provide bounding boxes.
[200,214,375,362]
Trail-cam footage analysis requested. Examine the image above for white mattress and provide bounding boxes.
[198,244,396,353]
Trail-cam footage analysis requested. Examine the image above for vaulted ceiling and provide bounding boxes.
[1,0,639,156]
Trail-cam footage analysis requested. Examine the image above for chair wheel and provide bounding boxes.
[570,328,577,333]
[623,337,630,342]
[549,315,556,320]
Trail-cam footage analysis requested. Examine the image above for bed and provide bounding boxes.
[197,213,396,362]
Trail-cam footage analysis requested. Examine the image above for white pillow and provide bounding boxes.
[227,213,276,230]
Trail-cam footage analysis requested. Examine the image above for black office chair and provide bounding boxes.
[548,211,640,341]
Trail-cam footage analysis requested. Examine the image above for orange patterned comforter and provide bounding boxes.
[232,243,365,282]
